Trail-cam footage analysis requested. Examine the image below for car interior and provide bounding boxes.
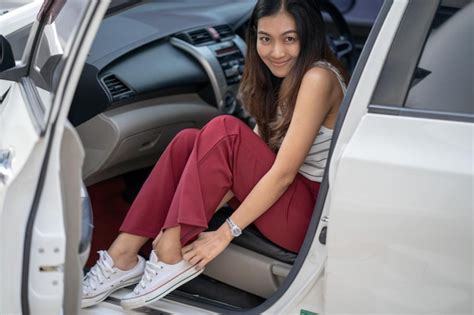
[71,0,382,311]
[1,0,470,312]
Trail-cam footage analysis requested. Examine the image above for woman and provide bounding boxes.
[82,0,347,309]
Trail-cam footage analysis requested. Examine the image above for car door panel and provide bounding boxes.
[60,121,86,314]
[0,0,109,313]
[0,81,47,315]
[325,114,473,313]
[25,1,110,313]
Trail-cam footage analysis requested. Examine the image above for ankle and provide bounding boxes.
[107,249,139,271]
[155,250,182,264]
[107,233,149,270]
[154,241,182,264]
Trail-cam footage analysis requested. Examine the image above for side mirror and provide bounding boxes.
[0,35,15,72]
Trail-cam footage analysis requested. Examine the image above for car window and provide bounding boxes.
[368,2,473,123]
[28,0,89,127]
[0,1,41,63]
[4,24,34,62]
[404,4,473,115]
[106,0,145,16]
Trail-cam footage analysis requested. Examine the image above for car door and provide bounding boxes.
[0,0,109,314]
[324,1,473,314]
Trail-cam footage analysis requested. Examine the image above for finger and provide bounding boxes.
[189,255,202,266]
[196,258,208,270]
[181,244,194,254]
[182,250,196,262]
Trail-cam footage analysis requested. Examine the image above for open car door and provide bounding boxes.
[323,1,473,313]
[0,0,109,314]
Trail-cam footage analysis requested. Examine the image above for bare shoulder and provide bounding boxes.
[297,65,344,119]
[300,66,340,93]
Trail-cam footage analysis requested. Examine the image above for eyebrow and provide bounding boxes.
[257,30,297,36]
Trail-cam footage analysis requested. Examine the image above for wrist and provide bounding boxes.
[225,217,242,238]
[218,224,234,242]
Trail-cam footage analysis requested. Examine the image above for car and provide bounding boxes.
[0,0,472,314]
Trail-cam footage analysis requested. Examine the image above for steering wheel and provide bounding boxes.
[320,0,357,72]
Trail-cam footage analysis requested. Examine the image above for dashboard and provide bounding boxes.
[68,0,381,185]
[69,0,256,126]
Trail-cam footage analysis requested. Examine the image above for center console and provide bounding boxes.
[213,42,245,86]
[170,25,247,116]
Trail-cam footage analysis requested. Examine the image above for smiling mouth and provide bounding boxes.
[270,60,290,67]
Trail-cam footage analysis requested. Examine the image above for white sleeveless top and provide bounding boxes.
[254,60,347,182]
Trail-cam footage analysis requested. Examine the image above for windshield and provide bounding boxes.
[106,0,145,16]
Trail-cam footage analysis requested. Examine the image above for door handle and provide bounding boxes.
[0,147,14,185]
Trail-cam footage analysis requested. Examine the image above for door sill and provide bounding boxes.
[79,287,217,314]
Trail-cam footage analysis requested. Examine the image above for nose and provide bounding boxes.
[270,42,286,59]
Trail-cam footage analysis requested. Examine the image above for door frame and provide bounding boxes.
[16,0,109,313]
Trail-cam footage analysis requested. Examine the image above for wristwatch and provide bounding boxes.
[225,218,242,237]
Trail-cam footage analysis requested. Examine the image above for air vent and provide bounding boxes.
[188,29,213,45]
[102,75,135,102]
[214,25,234,39]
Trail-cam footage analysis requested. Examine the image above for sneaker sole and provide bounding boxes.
[81,274,143,308]
[120,267,204,310]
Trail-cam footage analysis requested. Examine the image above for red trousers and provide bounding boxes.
[120,115,320,253]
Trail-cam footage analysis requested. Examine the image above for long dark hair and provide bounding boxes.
[239,0,346,151]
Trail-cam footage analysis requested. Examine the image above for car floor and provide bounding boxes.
[86,176,153,268]
[85,174,265,312]
[79,288,214,314]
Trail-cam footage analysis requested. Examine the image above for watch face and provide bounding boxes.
[232,226,242,237]
[226,218,242,237]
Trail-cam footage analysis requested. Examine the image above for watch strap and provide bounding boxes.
[225,217,242,237]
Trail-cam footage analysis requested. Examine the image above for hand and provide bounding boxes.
[181,227,233,270]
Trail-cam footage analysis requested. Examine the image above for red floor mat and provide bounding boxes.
[86,176,154,267]
[86,177,130,267]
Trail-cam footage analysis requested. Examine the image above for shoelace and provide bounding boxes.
[83,251,115,293]
[134,261,164,294]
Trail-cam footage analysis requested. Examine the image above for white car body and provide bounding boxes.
[0,1,41,32]
[0,0,472,314]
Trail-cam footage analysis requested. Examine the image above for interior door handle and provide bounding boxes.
[0,147,14,185]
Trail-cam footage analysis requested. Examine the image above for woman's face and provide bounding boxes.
[256,11,301,78]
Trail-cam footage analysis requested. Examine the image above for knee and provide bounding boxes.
[204,115,244,133]
[172,128,199,147]
[175,128,199,139]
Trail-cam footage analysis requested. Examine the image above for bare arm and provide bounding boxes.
[222,67,340,235]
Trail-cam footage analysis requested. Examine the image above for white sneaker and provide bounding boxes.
[82,250,145,308]
[120,251,203,310]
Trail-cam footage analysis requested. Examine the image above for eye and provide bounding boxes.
[258,36,271,44]
[285,36,297,43]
